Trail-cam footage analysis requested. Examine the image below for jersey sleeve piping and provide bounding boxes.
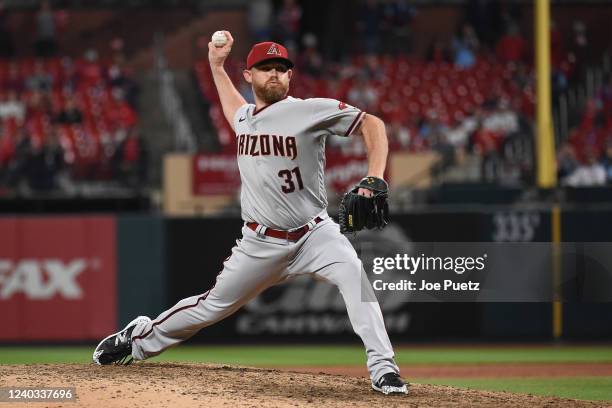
[345,111,366,136]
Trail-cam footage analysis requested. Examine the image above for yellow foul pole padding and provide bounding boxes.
[535,0,557,188]
[536,0,562,339]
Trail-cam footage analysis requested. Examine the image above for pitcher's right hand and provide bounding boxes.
[208,31,234,68]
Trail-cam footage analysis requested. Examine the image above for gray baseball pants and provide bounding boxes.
[130,216,400,383]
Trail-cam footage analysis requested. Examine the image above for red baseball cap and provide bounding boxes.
[246,42,294,70]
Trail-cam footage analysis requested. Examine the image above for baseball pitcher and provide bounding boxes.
[93,31,408,396]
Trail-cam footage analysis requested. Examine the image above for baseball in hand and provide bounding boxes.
[211,31,228,47]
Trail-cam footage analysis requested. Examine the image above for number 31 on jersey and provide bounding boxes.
[278,167,304,193]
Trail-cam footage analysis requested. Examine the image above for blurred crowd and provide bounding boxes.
[1,0,609,193]
[0,0,146,194]
[558,75,612,186]
[237,0,608,185]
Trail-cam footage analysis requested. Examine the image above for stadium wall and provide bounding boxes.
[2,209,612,342]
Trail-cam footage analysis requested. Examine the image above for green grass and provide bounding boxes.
[418,377,612,402]
[0,345,612,366]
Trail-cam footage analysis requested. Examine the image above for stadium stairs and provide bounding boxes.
[126,9,246,182]
[173,70,220,152]
[137,71,175,186]
[127,9,247,145]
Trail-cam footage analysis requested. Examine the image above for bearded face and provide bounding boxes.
[254,78,288,104]
[245,62,292,104]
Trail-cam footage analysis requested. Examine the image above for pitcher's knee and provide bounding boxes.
[324,258,363,287]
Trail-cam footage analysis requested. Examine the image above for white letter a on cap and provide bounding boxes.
[267,44,281,56]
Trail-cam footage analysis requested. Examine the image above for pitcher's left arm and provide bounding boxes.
[357,113,388,196]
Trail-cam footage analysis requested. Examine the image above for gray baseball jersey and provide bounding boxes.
[105,93,402,387]
[233,96,365,230]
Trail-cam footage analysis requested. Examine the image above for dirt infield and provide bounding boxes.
[0,363,606,408]
[286,363,612,378]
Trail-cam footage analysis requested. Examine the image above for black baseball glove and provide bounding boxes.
[339,176,389,233]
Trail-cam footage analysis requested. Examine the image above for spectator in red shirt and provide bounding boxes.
[80,49,103,87]
[471,120,505,182]
[0,131,15,171]
[473,126,502,155]
[549,20,563,68]
[569,101,608,162]
[426,37,451,64]
[496,24,526,63]
[113,127,147,187]
[25,90,52,122]
[116,91,137,128]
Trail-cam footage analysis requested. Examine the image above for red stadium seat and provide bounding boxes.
[193,56,536,150]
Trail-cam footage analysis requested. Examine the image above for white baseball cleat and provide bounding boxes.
[92,316,151,365]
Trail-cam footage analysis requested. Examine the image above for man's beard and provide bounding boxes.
[254,80,288,104]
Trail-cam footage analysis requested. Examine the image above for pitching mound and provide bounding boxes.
[0,363,602,407]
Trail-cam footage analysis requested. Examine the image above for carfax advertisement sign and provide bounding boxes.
[0,216,117,340]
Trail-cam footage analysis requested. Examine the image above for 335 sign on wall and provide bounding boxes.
[0,217,117,340]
